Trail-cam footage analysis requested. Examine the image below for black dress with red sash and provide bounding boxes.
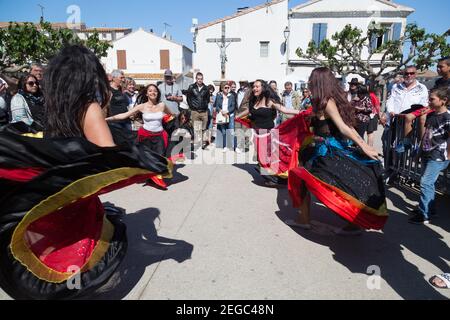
[288,116,388,230]
[0,124,170,299]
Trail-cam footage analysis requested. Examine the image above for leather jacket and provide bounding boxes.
[186,84,210,112]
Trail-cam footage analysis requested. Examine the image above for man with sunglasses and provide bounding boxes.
[385,66,429,153]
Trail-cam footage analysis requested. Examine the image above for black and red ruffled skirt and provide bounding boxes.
[0,126,171,299]
[289,135,388,230]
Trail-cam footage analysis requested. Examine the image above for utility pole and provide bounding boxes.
[38,4,45,23]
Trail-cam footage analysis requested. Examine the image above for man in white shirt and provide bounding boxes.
[385,66,430,149]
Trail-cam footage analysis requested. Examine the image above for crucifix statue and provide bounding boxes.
[206,22,241,80]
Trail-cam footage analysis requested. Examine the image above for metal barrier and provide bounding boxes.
[383,114,450,195]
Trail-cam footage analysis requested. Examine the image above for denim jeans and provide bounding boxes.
[419,159,450,219]
[217,114,235,149]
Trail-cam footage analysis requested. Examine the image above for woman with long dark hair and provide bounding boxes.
[0,45,170,300]
[106,84,174,157]
[237,79,300,186]
[288,67,387,235]
[10,73,45,128]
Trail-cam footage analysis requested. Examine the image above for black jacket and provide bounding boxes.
[186,84,210,112]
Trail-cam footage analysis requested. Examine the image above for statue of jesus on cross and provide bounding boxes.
[206,22,241,80]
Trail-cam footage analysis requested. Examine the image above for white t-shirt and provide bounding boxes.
[221,94,229,113]
[386,81,429,115]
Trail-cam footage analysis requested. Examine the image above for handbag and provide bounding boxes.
[216,112,229,124]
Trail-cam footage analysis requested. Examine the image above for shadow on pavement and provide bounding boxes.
[94,207,194,300]
[232,163,287,188]
[274,187,450,300]
[387,187,450,234]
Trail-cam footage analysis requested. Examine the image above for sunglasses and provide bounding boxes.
[404,72,416,76]
[26,81,38,87]
[224,86,230,89]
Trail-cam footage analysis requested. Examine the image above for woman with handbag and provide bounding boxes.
[214,81,237,152]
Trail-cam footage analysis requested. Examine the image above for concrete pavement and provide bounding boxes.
[1,134,449,300]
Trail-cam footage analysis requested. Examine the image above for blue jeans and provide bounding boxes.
[419,159,450,219]
[217,114,235,149]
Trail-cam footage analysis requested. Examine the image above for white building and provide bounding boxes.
[193,0,289,86]
[193,0,414,88]
[102,28,193,87]
[288,0,414,84]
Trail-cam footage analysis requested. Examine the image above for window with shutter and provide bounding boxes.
[160,50,170,70]
[260,42,269,58]
[312,23,328,47]
[117,50,127,70]
[370,23,399,50]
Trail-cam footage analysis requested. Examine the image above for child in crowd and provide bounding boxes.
[409,87,450,224]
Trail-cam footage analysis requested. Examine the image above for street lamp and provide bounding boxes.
[283,26,291,75]
[283,26,290,43]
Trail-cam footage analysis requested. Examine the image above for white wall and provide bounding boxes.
[289,17,407,63]
[287,0,411,82]
[194,0,289,86]
[102,29,191,75]
[194,0,412,86]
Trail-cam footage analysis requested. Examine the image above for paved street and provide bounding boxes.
[1,131,449,300]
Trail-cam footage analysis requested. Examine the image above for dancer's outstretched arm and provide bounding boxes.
[236,109,250,119]
[106,104,144,121]
[269,100,301,116]
[325,99,380,161]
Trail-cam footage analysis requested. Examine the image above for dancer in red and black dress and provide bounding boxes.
[287,68,387,234]
[236,80,301,187]
[107,84,191,188]
[0,45,171,300]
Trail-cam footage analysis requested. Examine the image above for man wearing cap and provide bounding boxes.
[158,70,183,115]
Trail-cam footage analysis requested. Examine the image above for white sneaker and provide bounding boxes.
[222,147,229,153]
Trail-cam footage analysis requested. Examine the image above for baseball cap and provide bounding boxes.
[164,70,173,77]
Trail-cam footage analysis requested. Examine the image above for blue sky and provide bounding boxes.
[0,0,448,49]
